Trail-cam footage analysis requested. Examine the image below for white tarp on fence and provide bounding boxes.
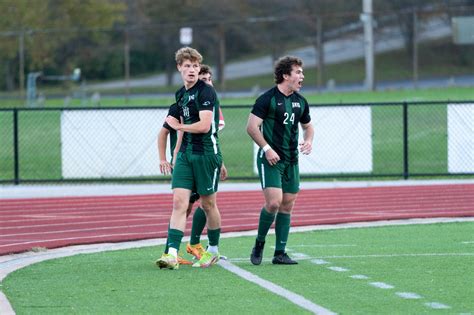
[448,104,474,173]
[61,109,167,178]
[254,106,373,174]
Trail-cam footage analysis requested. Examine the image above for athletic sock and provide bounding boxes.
[168,247,178,258]
[207,245,219,254]
[190,207,206,245]
[207,228,221,247]
[275,212,291,252]
[164,222,170,254]
[257,208,276,242]
[167,228,184,253]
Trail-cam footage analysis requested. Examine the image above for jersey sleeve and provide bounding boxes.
[198,84,217,112]
[300,98,311,124]
[163,103,180,130]
[250,94,270,119]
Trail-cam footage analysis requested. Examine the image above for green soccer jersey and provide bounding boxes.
[175,80,221,155]
[251,86,311,163]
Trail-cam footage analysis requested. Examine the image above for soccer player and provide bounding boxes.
[156,47,223,270]
[157,103,201,265]
[185,64,227,259]
[246,56,314,265]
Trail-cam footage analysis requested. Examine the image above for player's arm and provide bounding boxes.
[165,110,212,134]
[299,122,314,155]
[220,162,228,181]
[218,107,225,131]
[246,113,280,166]
[171,123,184,166]
[158,127,172,175]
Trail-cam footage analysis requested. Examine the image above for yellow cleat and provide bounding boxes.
[192,251,220,268]
[155,253,179,270]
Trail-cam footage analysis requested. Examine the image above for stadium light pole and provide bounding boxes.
[361,0,375,91]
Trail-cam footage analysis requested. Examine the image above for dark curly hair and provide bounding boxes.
[274,56,303,84]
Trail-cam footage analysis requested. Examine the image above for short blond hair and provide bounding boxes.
[175,47,203,65]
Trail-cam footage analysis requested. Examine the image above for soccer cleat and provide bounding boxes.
[272,253,298,265]
[250,240,265,265]
[192,251,220,268]
[186,243,206,260]
[155,253,179,270]
[177,255,192,265]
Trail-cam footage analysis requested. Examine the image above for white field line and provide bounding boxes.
[369,282,395,289]
[424,302,451,309]
[396,292,422,299]
[228,252,474,262]
[327,266,349,272]
[219,260,336,315]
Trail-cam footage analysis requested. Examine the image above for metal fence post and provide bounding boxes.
[403,102,409,179]
[13,108,20,185]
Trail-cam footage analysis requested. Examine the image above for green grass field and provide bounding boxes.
[2,221,473,314]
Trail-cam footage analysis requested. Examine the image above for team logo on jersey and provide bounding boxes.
[203,101,211,106]
[277,102,283,106]
[188,95,195,102]
[292,102,301,108]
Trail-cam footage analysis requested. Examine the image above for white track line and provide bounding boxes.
[219,260,336,315]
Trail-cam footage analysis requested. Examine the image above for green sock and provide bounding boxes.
[275,212,291,251]
[167,228,184,252]
[190,207,207,245]
[257,208,276,242]
[207,228,221,246]
[164,222,170,253]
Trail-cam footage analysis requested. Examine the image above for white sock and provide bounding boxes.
[168,247,178,257]
[207,245,218,254]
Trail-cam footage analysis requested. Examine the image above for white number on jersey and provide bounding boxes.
[283,112,295,125]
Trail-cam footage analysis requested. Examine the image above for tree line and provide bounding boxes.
[0,0,472,92]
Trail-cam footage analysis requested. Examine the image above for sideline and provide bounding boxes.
[2,179,474,199]
[1,217,473,314]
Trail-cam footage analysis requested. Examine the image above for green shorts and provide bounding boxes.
[172,151,222,196]
[257,153,300,194]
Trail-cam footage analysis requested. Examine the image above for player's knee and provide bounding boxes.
[265,200,281,213]
[173,195,189,213]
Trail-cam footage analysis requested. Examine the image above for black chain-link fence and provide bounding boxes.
[1,101,473,184]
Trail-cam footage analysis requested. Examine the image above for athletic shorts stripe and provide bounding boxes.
[212,167,218,190]
[261,163,266,188]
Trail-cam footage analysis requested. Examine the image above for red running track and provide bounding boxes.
[1,184,473,255]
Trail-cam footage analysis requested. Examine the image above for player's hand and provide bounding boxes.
[159,160,172,175]
[265,149,280,166]
[220,164,228,181]
[165,116,180,130]
[299,141,312,155]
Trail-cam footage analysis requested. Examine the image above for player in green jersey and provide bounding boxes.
[156,47,223,270]
[247,56,314,265]
[157,65,228,264]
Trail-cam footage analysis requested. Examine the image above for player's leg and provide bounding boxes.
[185,192,206,259]
[156,152,193,270]
[193,193,221,268]
[190,154,222,268]
[251,155,284,265]
[272,163,300,265]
